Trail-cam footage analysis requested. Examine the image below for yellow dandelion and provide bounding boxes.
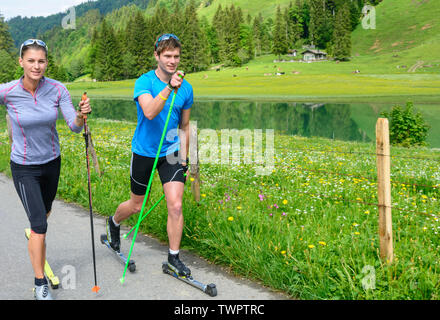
[282,199,288,205]
[364,210,370,215]
[190,177,195,182]
[281,250,286,255]
[354,232,360,235]
[318,241,327,246]
[237,206,242,210]
[308,244,315,249]
[201,194,206,198]
[228,216,234,222]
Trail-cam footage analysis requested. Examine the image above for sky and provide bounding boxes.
[0,0,95,20]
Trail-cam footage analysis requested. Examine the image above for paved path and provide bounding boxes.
[0,173,288,300]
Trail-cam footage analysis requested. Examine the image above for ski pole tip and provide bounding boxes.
[92,285,100,293]
[120,278,125,285]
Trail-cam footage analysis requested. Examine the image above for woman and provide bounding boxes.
[0,39,91,300]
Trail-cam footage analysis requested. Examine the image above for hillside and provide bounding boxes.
[6,0,151,47]
[351,0,440,73]
[149,0,294,20]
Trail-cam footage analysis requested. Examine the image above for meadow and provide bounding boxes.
[67,53,440,104]
[0,117,438,299]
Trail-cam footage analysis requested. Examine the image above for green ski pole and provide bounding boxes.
[121,74,184,284]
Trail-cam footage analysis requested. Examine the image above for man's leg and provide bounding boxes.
[163,181,184,251]
[113,192,147,225]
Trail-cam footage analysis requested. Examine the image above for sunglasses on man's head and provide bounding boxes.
[20,39,48,57]
[154,34,180,50]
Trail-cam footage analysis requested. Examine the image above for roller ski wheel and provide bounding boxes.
[162,262,218,297]
[100,234,136,273]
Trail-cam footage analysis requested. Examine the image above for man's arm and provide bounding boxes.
[138,72,184,120]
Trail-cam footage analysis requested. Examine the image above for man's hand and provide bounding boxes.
[168,70,185,91]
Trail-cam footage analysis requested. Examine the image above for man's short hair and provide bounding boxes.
[154,33,181,55]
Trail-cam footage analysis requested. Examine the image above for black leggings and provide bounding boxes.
[11,157,61,234]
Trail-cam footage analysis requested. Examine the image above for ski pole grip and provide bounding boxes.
[80,92,92,117]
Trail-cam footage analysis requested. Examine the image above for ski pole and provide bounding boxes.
[121,72,185,284]
[81,92,100,293]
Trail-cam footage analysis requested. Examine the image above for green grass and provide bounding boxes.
[0,116,439,299]
[66,53,440,104]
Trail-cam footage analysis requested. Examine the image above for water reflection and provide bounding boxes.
[72,99,372,143]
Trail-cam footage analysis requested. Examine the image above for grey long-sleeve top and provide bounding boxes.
[0,76,83,165]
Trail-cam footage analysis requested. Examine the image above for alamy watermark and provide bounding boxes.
[166,122,275,176]
[362,5,376,30]
[361,265,376,290]
[62,6,76,30]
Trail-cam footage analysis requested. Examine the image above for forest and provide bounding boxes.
[0,0,383,83]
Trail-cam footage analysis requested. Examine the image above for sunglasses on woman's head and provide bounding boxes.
[20,39,48,57]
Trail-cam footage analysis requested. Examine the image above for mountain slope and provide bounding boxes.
[351,0,440,72]
[6,0,151,47]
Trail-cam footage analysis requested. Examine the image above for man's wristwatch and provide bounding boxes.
[166,80,175,91]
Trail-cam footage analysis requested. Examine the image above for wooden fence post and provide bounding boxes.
[189,121,200,202]
[376,118,393,264]
[86,127,102,176]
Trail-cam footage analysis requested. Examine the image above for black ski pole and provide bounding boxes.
[81,92,100,293]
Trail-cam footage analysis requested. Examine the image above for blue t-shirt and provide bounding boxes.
[132,70,193,158]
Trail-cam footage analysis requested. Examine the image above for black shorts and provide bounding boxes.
[130,151,185,196]
[10,156,61,234]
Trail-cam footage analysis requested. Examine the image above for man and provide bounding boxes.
[106,34,193,276]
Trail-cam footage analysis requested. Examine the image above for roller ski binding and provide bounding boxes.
[162,253,217,297]
[100,216,136,273]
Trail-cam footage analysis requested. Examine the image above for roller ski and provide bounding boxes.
[24,228,60,290]
[100,216,136,273]
[162,252,217,297]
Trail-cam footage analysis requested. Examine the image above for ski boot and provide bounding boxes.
[105,216,120,252]
[167,252,191,277]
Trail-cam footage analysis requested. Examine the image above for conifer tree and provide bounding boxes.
[180,0,209,72]
[95,19,123,81]
[332,2,351,61]
[272,6,288,60]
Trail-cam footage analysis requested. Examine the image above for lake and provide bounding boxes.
[72,99,440,148]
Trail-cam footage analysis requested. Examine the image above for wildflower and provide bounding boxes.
[364,210,370,215]
[201,194,206,198]
[258,194,265,201]
[190,177,195,182]
[274,204,279,209]
[282,212,286,216]
[228,216,234,222]
[352,223,359,227]
[281,250,286,255]
[237,206,242,210]
[354,232,360,235]
[308,244,315,249]
[283,199,288,205]
[318,241,327,246]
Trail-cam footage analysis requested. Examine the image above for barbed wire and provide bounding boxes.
[275,145,440,162]
[281,164,440,191]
